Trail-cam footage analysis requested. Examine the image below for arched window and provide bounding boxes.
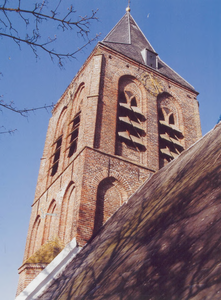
[93,177,127,235]
[66,84,85,158]
[42,200,56,245]
[158,93,184,168]
[169,113,175,125]
[116,77,146,156]
[50,107,67,176]
[51,136,62,176]
[28,215,41,256]
[68,111,81,157]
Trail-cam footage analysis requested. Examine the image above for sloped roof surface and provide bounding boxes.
[102,13,196,92]
[39,122,221,300]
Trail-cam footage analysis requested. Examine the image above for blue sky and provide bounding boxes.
[1,1,221,299]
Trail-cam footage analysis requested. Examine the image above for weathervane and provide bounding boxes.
[126,0,131,12]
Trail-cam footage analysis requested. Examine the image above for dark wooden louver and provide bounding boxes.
[117,101,146,151]
[159,113,184,163]
[67,111,81,157]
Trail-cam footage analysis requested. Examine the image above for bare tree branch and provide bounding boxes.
[0,1,100,134]
[0,100,54,117]
[0,31,100,66]
[0,127,17,135]
[0,6,98,31]
[0,0,100,66]
[0,98,55,134]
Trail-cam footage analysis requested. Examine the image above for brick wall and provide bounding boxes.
[16,263,47,296]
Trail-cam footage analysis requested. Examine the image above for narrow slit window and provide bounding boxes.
[51,135,62,176]
[68,111,81,158]
[169,113,175,124]
[131,97,137,107]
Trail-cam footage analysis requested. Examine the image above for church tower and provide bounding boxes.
[16,9,201,295]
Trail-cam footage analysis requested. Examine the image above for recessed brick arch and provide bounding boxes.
[116,74,148,108]
[111,65,146,88]
[93,176,128,235]
[91,168,132,197]
[71,82,85,115]
[109,169,132,197]
[48,106,68,180]
[66,83,85,159]
[77,170,130,246]
[56,106,68,137]
[116,75,147,160]
[42,199,56,245]
[157,92,184,129]
[118,75,143,107]
[58,181,75,243]
[157,92,185,168]
[28,215,41,257]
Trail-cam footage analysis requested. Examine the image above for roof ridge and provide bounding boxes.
[103,12,131,45]
[128,13,131,44]
[128,13,156,53]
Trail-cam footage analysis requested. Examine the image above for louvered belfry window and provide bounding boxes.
[50,135,63,176]
[158,107,184,167]
[68,111,81,158]
[117,91,146,151]
[50,107,67,177]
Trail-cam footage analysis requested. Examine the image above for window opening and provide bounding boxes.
[169,113,175,124]
[158,108,184,168]
[119,91,127,103]
[131,97,137,107]
[68,111,81,158]
[117,93,146,152]
[51,135,62,176]
[158,108,164,121]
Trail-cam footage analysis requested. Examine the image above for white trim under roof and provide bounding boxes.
[15,238,81,300]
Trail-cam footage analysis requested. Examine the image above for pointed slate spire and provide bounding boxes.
[103,13,131,45]
[103,12,156,54]
[102,12,195,91]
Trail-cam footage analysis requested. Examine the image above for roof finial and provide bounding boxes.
[126,0,131,12]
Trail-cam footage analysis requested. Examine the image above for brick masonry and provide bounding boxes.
[16,43,201,295]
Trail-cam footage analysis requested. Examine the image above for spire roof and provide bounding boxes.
[102,13,196,92]
[103,13,155,56]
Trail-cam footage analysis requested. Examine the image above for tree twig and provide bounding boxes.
[0,100,54,117]
[0,1,100,66]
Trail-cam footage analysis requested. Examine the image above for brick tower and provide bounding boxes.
[16,10,201,295]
